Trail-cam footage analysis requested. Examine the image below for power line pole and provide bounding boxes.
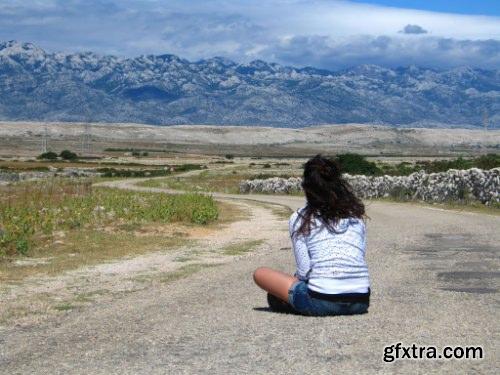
[482,108,489,131]
[41,124,48,153]
[81,122,92,155]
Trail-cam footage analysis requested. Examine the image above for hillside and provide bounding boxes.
[0,41,498,128]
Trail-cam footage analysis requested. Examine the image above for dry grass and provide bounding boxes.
[140,170,251,193]
[221,239,264,256]
[0,199,248,283]
[129,263,223,285]
[0,229,190,283]
[249,201,293,220]
[211,200,249,224]
[139,167,299,194]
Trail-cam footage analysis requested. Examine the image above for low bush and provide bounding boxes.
[96,163,202,177]
[172,164,204,172]
[96,168,171,178]
[60,150,78,161]
[475,154,500,170]
[381,154,500,176]
[335,153,382,176]
[37,151,58,160]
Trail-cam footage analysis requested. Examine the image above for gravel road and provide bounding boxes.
[1,178,499,374]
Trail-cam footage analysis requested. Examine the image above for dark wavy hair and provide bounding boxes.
[294,154,366,237]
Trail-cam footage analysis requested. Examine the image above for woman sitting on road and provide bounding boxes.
[253,154,370,316]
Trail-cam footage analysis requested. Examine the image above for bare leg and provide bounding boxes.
[253,267,298,302]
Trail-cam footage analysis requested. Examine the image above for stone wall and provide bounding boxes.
[239,168,500,205]
[0,169,102,184]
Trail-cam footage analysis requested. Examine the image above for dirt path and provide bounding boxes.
[1,178,499,374]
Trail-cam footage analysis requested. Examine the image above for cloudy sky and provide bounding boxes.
[1,0,499,70]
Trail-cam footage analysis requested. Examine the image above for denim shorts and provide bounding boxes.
[287,280,370,317]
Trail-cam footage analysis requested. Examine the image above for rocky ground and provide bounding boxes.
[1,121,499,157]
[0,178,498,374]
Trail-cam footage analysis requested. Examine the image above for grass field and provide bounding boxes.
[0,178,249,282]
[0,179,219,256]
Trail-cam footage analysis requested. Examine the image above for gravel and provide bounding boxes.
[1,180,498,374]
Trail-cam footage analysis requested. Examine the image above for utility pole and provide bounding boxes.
[81,122,92,156]
[482,108,489,131]
[41,124,48,153]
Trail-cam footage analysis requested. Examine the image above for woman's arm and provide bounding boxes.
[289,213,311,281]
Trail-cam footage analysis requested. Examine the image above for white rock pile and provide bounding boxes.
[239,168,500,205]
[240,176,303,195]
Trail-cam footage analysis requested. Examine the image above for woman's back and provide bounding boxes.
[253,154,371,316]
[289,208,370,294]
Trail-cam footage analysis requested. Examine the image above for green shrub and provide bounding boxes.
[60,150,78,160]
[335,153,382,176]
[96,168,171,178]
[368,154,499,176]
[418,157,472,173]
[475,154,500,169]
[37,151,58,160]
[173,164,203,172]
[97,164,203,178]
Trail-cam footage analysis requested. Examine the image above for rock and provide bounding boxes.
[239,168,500,205]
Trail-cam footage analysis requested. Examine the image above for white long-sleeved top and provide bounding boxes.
[289,207,370,294]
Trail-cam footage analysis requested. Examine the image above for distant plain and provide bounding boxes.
[1,121,499,158]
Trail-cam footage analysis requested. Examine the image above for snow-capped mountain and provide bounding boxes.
[0,41,498,127]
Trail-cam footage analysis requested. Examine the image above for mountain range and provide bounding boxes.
[0,41,498,128]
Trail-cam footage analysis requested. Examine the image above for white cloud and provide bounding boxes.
[264,34,500,69]
[0,0,498,69]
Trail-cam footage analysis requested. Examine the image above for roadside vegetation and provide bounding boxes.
[0,157,205,177]
[139,169,296,194]
[334,153,500,176]
[0,179,218,258]
[97,163,203,178]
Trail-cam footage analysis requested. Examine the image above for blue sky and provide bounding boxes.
[0,0,499,70]
[349,1,500,16]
